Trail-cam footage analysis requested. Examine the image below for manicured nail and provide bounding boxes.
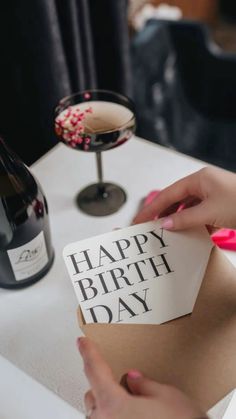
[127,369,143,380]
[86,407,95,417]
[76,337,84,351]
[161,217,174,230]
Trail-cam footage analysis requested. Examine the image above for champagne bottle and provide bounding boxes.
[0,137,54,288]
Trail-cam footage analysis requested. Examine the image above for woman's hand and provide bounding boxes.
[133,167,236,231]
[78,337,206,419]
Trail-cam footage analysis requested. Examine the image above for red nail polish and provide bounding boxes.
[127,369,142,379]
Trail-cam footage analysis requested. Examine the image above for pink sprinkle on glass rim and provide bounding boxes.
[76,126,84,133]
[65,109,71,117]
[55,104,94,145]
[55,126,62,135]
[71,118,78,126]
[56,120,62,127]
[84,92,91,99]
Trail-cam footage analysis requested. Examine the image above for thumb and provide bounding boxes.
[126,370,163,396]
[161,202,211,231]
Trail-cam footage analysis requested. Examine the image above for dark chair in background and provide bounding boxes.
[131,19,236,171]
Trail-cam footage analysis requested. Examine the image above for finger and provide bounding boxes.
[161,201,210,230]
[77,337,125,401]
[126,370,163,396]
[133,173,202,224]
[84,390,96,416]
[120,373,132,393]
[158,201,182,218]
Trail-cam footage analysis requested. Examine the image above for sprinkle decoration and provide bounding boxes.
[84,92,91,99]
[55,105,93,150]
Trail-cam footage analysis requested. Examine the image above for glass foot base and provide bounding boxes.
[76,183,126,216]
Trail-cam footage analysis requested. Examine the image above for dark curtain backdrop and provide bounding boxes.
[220,0,236,21]
[0,0,131,164]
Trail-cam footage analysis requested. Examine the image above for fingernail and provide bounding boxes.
[127,369,143,380]
[161,217,174,230]
[120,374,132,393]
[86,407,95,416]
[76,337,84,351]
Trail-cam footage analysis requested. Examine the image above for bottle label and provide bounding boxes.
[7,231,49,281]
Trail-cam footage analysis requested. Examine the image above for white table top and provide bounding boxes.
[0,355,84,419]
[0,136,235,417]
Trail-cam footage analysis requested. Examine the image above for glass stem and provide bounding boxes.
[96,152,105,195]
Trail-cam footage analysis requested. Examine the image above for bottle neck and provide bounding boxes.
[0,137,17,174]
[0,138,22,195]
[0,199,13,247]
[0,137,37,198]
[0,136,12,157]
[0,137,40,248]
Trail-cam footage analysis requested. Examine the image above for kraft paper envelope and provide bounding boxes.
[78,247,236,412]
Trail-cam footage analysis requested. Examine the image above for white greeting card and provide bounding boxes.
[63,221,213,325]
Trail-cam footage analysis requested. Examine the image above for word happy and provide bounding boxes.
[66,228,174,323]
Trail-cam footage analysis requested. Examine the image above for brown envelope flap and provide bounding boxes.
[78,247,236,411]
